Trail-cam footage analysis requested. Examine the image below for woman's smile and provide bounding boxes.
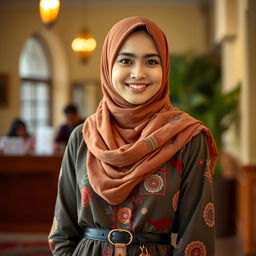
[125,82,150,92]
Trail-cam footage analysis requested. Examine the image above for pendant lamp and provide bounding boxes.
[39,0,60,27]
[71,29,97,63]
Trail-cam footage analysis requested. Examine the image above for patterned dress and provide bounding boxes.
[48,124,215,256]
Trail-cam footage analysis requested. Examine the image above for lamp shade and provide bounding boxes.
[71,30,97,63]
[39,0,60,27]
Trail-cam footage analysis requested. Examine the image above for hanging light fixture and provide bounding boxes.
[71,29,97,63]
[39,0,60,27]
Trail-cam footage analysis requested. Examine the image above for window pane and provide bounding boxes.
[36,82,49,100]
[21,82,33,100]
[36,107,48,119]
[19,35,51,135]
[19,36,50,79]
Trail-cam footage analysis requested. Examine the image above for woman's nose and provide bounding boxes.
[130,63,145,79]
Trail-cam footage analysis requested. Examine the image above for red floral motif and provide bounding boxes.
[117,207,131,224]
[185,241,206,256]
[203,202,215,227]
[170,159,182,176]
[172,191,180,212]
[48,239,56,252]
[103,246,113,255]
[198,159,204,166]
[147,217,173,232]
[81,186,92,208]
[200,159,213,183]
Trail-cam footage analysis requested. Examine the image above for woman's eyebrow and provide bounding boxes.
[117,52,160,58]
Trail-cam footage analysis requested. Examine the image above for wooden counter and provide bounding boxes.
[0,155,62,233]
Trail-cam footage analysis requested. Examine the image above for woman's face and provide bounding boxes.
[112,30,163,105]
[16,125,26,137]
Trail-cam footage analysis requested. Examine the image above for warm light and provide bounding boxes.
[71,31,97,63]
[72,38,97,52]
[39,0,60,27]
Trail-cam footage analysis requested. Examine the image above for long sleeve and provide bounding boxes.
[172,133,215,256]
[48,126,84,256]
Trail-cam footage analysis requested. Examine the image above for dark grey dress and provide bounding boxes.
[48,124,215,256]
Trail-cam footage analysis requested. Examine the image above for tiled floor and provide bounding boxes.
[0,233,245,255]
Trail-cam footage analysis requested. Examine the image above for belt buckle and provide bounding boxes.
[107,228,133,246]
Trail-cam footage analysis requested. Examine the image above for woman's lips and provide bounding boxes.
[125,83,149,92]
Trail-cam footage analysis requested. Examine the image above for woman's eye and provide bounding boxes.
[146,59,160,65]
[118,58,132,65]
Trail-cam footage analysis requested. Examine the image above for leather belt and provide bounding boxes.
[83,227,170,245]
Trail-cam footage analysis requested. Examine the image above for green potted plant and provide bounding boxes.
[170,53,240,236]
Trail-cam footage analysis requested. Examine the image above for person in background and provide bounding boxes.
[54,104,84,152]
[6,118,35,153]
[48,17,218,256]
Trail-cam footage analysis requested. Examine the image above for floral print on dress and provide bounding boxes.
[203,202,215,227]
[81,173,88,186]
[147,217,173,232]
[172,191,180,212]
[103,246,113,255]
[184,241,206,256]
[141,207,148,215]
[170,158,182,176]
[81,186,92,208]
[200,159,213,183]
[117,207,131,224]
[140,169,167,197]
[144,174,164,193]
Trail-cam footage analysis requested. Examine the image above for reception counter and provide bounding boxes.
[0,154,62,233]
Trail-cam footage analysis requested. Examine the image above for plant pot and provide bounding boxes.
[213,177,236,237]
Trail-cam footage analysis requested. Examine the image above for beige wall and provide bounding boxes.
[214,0,256,165]
[0,3,210,136]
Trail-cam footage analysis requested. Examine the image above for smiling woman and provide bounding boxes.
[48,16,218,256]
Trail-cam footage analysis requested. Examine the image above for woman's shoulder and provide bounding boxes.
[68,123,85,147]
[179,132,208,159]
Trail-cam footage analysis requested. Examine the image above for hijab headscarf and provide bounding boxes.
[83,16,218,205]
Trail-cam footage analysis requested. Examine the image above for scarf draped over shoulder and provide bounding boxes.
[83,16,218,205]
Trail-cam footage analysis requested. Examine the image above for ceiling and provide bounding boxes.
[1,0,210,8]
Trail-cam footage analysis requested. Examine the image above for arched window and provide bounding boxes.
[19,35,51,134]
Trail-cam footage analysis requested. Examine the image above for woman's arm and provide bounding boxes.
[48,126,84,256]
[172,133,215,256]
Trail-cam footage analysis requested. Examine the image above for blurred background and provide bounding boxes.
[0,0,255,255]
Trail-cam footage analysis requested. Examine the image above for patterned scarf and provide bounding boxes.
[83,16,218,205]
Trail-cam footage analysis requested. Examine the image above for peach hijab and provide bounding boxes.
[83,16,218,205]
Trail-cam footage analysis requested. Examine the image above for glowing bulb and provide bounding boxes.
[39,0,60,26]
[72,38,97,52]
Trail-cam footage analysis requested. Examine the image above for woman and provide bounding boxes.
[6,118,35,153]
[48,16,218,256]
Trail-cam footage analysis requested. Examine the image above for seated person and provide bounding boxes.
[5,118,35,153]
[54,104,84,152]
